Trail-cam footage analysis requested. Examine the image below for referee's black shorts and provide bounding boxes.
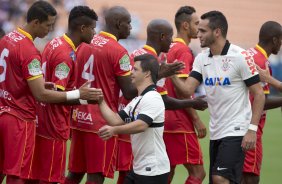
[209,136,245,184]
[123,170,169,184]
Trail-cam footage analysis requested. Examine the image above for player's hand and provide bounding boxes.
[241,130,257,151]
[44,82,57,90]
[192,96,208,111]
[158,59,185,79]
[79,81,103,101]
[98,125,115,140]
[193,119,207,139]
[256,63,270,83]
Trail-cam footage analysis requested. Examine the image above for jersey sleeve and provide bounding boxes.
[239,51,260,87]
[190,55,203,83]
[156,78,168,95]
[50,55,74,91]
[23,54,43,81]
[137,93,165,126]
[175,48,193,77]
[114,51,132,77]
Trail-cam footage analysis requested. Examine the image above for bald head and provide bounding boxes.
[147,19,173,38]
[104,6,131,39]
[146,19,173,53]
[259,21,282,54]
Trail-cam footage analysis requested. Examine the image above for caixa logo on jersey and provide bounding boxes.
[205,77,231,86]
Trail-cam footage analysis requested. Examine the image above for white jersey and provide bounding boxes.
[118,85,170,176]
[191,42,259,140]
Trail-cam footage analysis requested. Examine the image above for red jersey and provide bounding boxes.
[36,34,77,140]
[164,38,195,133]
[71,31,131,132]
[248,44,271,136]
[0,28,43,121]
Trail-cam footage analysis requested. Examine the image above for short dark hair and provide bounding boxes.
[175,6,196,31]
[259,21,282,44]
[201,11,228,38]
[68,6,98,31]
[27,1,57,23]
[134,54,159,84]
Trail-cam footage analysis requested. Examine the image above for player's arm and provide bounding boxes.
[117,75,138,100]
[98,99,125,126]
[264,96,282,110]
[242,80,265,151]
[28,77,102,103]
[158,61,185,79]
[98,120,149,140]
[257,64,282,92]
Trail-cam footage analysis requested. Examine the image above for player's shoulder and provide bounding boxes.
[196,48,210,58]
[92,34,126,52]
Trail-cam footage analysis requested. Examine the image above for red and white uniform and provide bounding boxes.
[69,31,132,178]
[31,34,77,183]
[164,38,203,166]
[243,44,271,175]
[0,28,43,178]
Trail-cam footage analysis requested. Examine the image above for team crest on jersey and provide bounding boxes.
[28,59,43,76]
[221,58,231,71]
[119,54,130,71]
[69,51,76,62]
[55,62,70,80]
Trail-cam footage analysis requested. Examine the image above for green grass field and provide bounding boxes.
[100,108,282,184]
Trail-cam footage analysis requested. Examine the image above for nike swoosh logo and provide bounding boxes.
[217,167,228,171]
[204,63,211,66]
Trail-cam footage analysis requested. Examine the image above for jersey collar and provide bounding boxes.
[208,40,230,57]
[255,44,268,59]
[140,84,157,96]
[63,34,76,51]
[17,27,33,41]
[173,38,186,45]
[143,45,157,56]
[100,31,117,41]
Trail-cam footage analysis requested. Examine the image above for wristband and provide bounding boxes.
[248,124,258,132]
[79,99,88,105]
[66,89,80,100]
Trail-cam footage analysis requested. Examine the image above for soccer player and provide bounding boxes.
[0,1,101,184]
[98,54,170,184]
[65,6,136,184]
[164,6,206,184]
[170,11,265,184]
[242,21,282,184]
[116,18,208,184]
[30,6,98,184]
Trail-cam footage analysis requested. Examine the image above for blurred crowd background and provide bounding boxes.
[1,0,281,94]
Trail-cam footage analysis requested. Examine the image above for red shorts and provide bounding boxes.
[0,113,35,178]
[68,129,117,178]
[116,139,133,171]
[163,132,203,166]
[243,135,263,176]
[31,135,66,182]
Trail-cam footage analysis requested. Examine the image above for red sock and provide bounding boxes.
[6,175,25,184]
[185,176,202,184]
[117,171,127,184]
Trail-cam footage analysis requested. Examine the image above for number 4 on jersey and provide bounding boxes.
[82,54,95,81]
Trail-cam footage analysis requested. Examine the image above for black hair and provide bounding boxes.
[68,6,98,31]
[201,11,228,38]
[27,1,57,23]
[259,21,282,44]
[134,54,159,84]
[175,6,196,31]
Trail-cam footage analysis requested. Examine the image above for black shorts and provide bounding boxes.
[209,136,245,184]
[123,170,169,184]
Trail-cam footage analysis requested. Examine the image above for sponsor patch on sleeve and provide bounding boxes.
[28,59,43,76]
[119,54,130,71]
[55,62,70,80]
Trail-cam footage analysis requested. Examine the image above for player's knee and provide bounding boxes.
[212,175,229,184]
[66,172,85,183]
[242,173,260,184]
[185,164,206,181]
